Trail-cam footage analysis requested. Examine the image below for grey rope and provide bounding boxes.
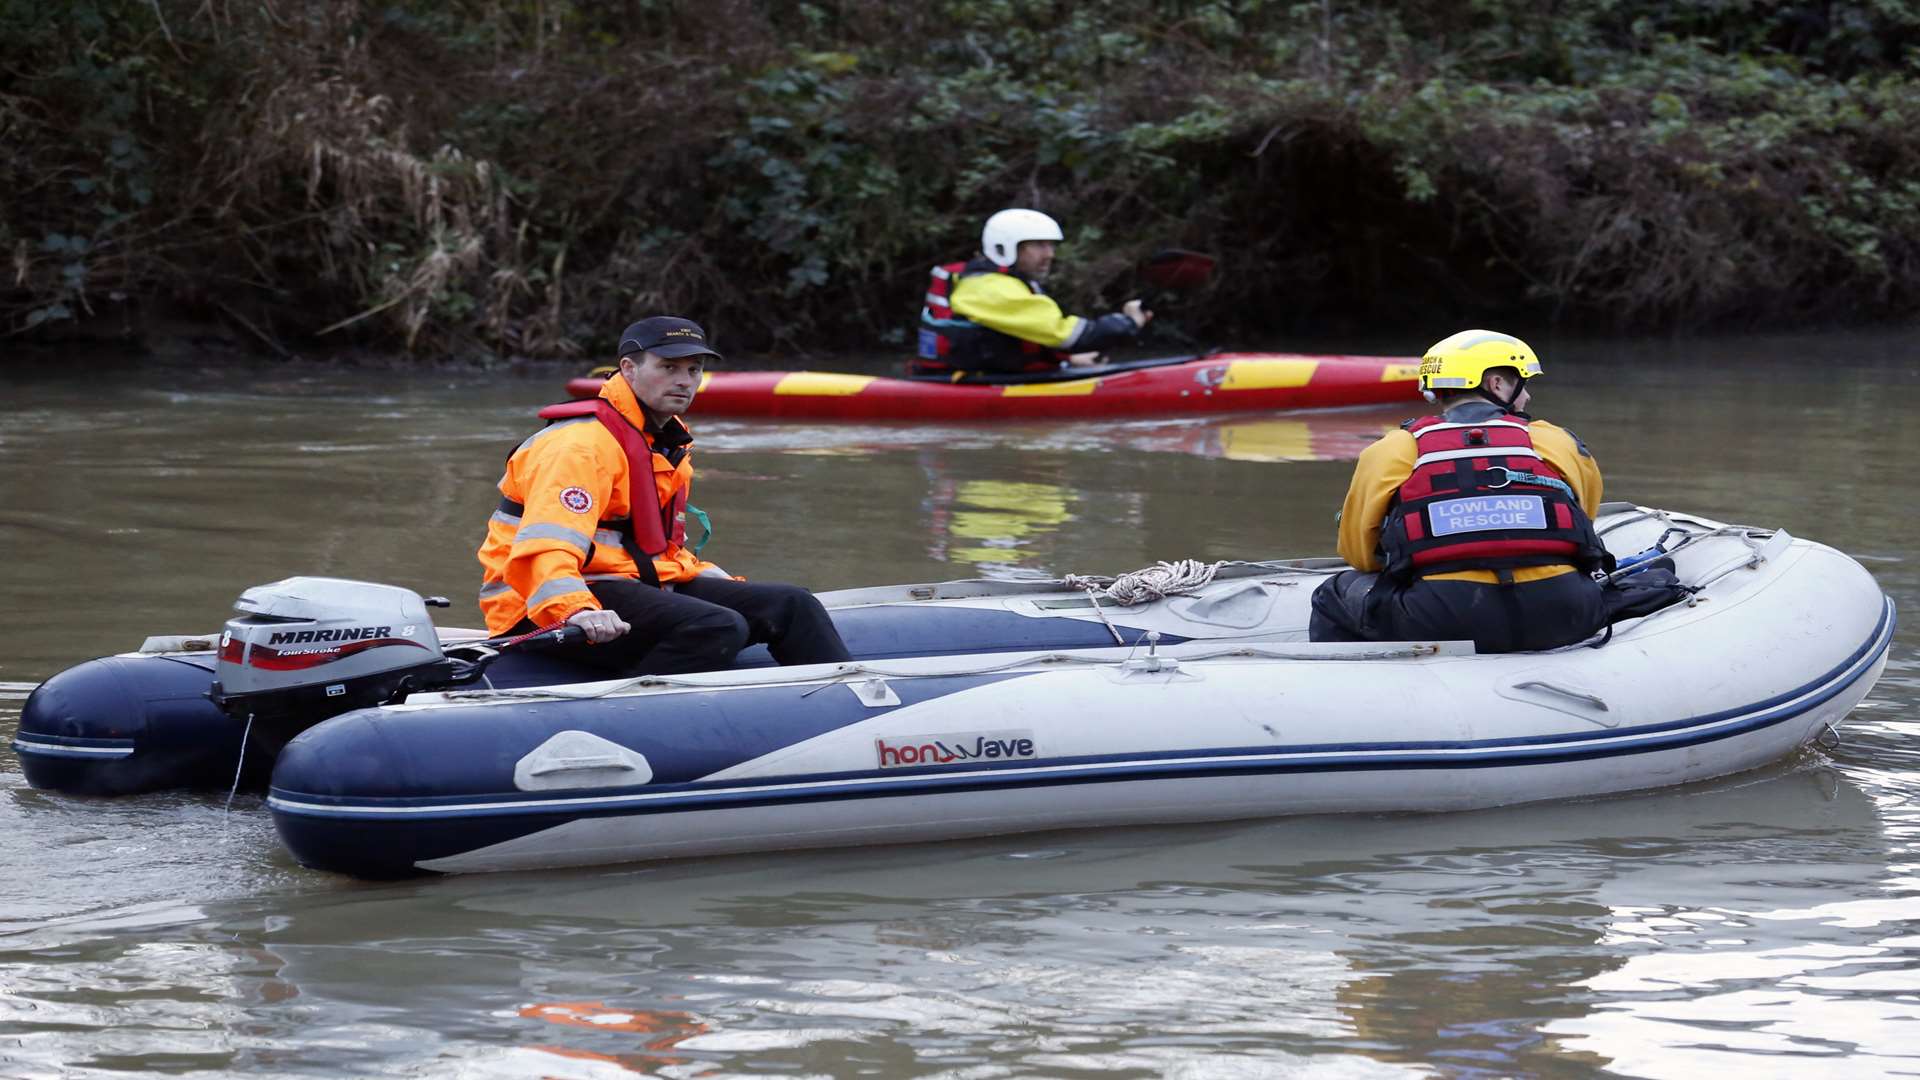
[223,711,254,827]
[443,642,1447,705]
[1061,559,1225,644]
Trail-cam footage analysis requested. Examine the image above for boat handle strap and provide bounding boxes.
[1511,681,1609,712]
[526,755,638,776]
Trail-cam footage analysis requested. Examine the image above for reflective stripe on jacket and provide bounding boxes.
[475,373,713,633]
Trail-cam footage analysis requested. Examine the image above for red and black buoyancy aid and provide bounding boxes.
[518,398,688,584]
[1379,414,1612,581]
[912,257,1067,376]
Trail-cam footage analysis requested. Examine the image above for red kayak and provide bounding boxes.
[564,351,1421,421]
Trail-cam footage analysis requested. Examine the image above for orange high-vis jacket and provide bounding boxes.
[475,374,716,634]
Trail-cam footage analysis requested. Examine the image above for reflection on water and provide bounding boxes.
[0,333,1917,1076]
[704,405,1408,465]
[931,478,1080,575]
[3,759,1906,1077]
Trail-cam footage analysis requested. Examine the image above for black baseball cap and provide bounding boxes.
[617,316,722,361]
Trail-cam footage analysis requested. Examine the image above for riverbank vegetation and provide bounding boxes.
[5,0,1916,359]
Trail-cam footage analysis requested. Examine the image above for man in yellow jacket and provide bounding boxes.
[916,208,1152,375]
[476,316,850,675]
[1308,330,1614,653]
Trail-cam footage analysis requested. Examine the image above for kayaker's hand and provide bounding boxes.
[1066,352,1105,367]
[1123,299,1153,329]
[567,607,630,644]
[697,565,735,580]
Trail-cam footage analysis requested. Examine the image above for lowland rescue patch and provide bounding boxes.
[1427,494,1548,536]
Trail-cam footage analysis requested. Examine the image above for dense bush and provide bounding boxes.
[3,0,1916,359]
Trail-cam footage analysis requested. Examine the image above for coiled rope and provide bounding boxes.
[1061,559,1224,643]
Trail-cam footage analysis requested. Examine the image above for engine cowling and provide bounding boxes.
[208,577,452,734]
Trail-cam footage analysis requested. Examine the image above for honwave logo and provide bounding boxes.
[876,730,1038,769]
[266,626,394,645]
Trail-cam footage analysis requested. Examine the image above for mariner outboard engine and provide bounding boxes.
[208,577,459,740]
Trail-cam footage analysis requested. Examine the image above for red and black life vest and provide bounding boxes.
[1379,414,1612,581]
[912,257,1067,376]
[519,399,688,580]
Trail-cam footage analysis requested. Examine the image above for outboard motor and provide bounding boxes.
[208,577,457,743]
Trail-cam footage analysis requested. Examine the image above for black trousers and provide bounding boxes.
[1309,569,1607,654]
[512,576,851,677]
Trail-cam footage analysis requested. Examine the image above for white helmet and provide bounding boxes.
[980,208,1064,268]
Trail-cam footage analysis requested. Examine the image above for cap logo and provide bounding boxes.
[662,328,701,340]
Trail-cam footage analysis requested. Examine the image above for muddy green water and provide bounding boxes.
[1,329,1916,1078]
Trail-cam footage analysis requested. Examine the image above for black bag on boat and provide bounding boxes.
[1600,562,1693,625]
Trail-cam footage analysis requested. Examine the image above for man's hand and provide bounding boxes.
[566,607,631,644]
[1122,299,1154,329]
[1066,352,1105,367]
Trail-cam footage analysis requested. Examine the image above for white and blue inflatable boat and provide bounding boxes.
[15,505,1894,877]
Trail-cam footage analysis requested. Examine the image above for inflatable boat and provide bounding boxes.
[14,559,1342,798]
[15,507,1891,877]
[562,351,1421,420]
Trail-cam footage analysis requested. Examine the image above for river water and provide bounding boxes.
[1,329,1916,1078]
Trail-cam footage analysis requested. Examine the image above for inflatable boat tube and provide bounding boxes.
[260,507,1892,876]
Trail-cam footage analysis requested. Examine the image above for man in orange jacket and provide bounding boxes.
[476,316,850,675]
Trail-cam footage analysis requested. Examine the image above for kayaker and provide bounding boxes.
[476,316,852,675]
[914,208,1153,376]
[1307,330,1615,653]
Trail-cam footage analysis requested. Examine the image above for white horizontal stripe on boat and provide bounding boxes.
[526,576,590,608]
[1413,446,1542,468]
[11,738,135,757]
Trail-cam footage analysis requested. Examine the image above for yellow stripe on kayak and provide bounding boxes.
[698,372,712,391]
[1381,363,1420,382]
[1218,359,1318,390]
[773,372,876,396]
[1001,378,1100,397]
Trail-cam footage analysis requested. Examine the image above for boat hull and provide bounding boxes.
[271,627,1890,878]
[264,512,1895,877]
[564,352,1421,420]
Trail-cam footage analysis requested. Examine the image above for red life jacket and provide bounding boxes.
[1379,414,1611,580]
[912,258,1067,376]
[529,398,687,561]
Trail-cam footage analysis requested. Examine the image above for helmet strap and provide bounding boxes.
[1475,382,1529,417]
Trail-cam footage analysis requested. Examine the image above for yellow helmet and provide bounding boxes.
[1418,329,1543,394]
